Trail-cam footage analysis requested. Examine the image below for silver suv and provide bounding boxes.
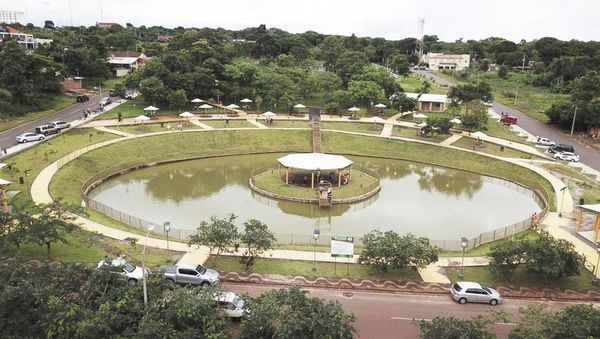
[450,281,502,305]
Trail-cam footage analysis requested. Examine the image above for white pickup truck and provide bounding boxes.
[160,263,220,286]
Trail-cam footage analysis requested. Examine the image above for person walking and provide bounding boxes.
[531,212,539,230]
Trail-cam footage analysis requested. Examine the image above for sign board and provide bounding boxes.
[331,236,354,258]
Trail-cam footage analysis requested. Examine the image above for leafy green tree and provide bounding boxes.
[390,92,417,112]
[239,285,356,339]
[326,89,353,114]
[347,80,385,108]
[27,200,80,254]
[429,117,452,134]
[140,76,167,105]
[487,239,526,277]
[316,71,343,100]
[524,231,584,280]
[0,42,30,105]
[335,50,369,86]
[239,219,276,269]
[510,304,600,339]
[352,66,399,97]
[389,54,410,76]
[448,82,493,104]
[498,65,509,78]
[417,312,507,339]
[358,230,439,272]
[167,89,188,112]
[461,100,489,130]
[188,214,239,258]
[419,80,432,94]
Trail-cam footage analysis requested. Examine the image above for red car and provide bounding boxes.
[500,113,517,125]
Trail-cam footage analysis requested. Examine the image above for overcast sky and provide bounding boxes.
[9,0,599,42]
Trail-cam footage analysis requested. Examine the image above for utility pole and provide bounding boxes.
[570,106,578,136]
[514,86,518,105]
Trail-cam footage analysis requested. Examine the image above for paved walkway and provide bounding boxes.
[439,133,463,146]
[188,119,214,130]
[379,123,394,137]
[94,126,134,137]
[247,119,268,129]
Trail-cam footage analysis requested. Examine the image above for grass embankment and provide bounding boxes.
[112,121,201,134]
[435,71,570,123]
[2,129,118,210]
[201,120,257,129]
[541,163,600,204]
[208,256,421,281]
[392,126,451,143]
[0,96,74,133]
[399,73,449,94]
[440,230,539,257]
[322,122,384,135]
[264,119,311,129]
[451,137,538,158]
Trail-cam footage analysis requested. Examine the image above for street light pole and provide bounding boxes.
[142,224,154,306]
[312,228,320,272]
[559,186,567,218]
[570,106,578,136]
[459,237,468,280]
[163,221,171,251]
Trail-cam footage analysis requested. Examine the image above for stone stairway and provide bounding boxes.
[312,115,322,153]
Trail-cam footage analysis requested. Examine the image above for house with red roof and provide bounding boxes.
[107,51,147,77]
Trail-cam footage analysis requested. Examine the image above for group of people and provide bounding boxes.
[265,117,274,125]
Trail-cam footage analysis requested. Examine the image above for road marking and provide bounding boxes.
[390,317,516,326]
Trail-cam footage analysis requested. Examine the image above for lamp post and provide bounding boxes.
[459,237,468,280]
[559,185,567,218]
[142,223,154,306]
[594,245,600,285]
[163,221,171,251]
[312,228,320,272]
[570,106,578,136]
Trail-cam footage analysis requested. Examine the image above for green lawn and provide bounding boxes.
[446,265,598,290]
[208,255,422,281]
[98,96,229,120]
[111,121,200,134]
[0,95,74,132]
[440,230,539,257]
[264,120,311,129]
[451,137,537,159]
[399,73,449,94]
[435,71,570,123]
[393,126,452,143]
[322,121,384,135]
[541,163,600,205]
[201,120,257,129]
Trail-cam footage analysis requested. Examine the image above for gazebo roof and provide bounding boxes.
[580,203,600,213]
[277,153,353,171]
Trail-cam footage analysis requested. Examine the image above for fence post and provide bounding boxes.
[493,229,496,241]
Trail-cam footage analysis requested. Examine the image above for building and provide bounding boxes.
[107,51,146,77]
[96,22,120,28]
[156,34,171,42]
[405,92,448,112]
[422,53,470,71]
[0,24,37,49]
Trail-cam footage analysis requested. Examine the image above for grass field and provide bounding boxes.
[399,73,449,94]
[208,255,422,281]
[322,121,384,135]
[440,230,539,257]
[0,95,74,133]
[111,121,201,134]
[98,96,229,120]
[392,126,452,143]
[263,119,311,129]
[201,120,257,129]
[451,137,537,158]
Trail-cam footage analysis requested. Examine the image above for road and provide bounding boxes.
[0,91,108,150]
[412,69,600,172]
[223,283,584,339]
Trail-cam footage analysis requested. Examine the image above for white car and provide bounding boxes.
[554,152,580,162]
[99,97,111,106]
[537,137,556,147]
[450,281,502,305]
[51,121,71,130]
[97,258,147,284]
[483,101,493,107]
[16,132,45,143]
[215,292,247,319]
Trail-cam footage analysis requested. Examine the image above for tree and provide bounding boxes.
[27,200,81,254]
[510,304,600,339]
[188,214,239,259]
[358,231,439,273]
[498,65,509,78]
[448,82,493,104]
[390,92,417,112]
[524,231,584,280]
[417,312,508,339]
[316,71,343,100]
[419,80,432,94]
[44,20,55,29]
[167,89,188,112]
[347,80,385,108]
[429,117,452,134]
[139,76,166,105]
[461,100,489,130]
[487,240,526,277]
[239,219,276,269]
[335,50,369,86]
[239,285,356,339]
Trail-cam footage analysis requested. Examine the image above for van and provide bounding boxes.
[549,144,574,154]
[35,124,60,136]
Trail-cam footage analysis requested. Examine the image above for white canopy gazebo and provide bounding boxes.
[240,98,253,103]
[277,153,353,188]
[576,203,600,242]
[226,104,240,109]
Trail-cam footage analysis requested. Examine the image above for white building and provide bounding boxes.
[422,53,470,71]
[0,25,37,49]
[405,92,448,112]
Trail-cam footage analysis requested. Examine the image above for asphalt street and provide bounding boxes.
[412,69,600,171]
[0,91,108,150]
[222,283,585,339]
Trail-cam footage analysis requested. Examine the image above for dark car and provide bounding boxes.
[549,144,574,154]
[108,89,116,97]
[76,94,89,103]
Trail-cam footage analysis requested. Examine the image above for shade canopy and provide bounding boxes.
[294,103,306,109]
[179,112,194,118]
[143,105,159,111]
[347,106,360,112]
[190,98,203,103]
[370,116,386,123]
[374,103,387,108]
[0,178,11,185]
[199,104,213,109]
[240,98,253,103]
[0,163,7,169]
[134,115,151,121]
[413,113,428,119]
[471,131,488,138]
[277,153,353,171]
[580,203,600,213]
[262,111,276,116]
[416,122,428,128]
[450,118,462,124]
[226,104,240,109]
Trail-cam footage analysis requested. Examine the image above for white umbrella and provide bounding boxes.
[240,98,253,103]
[471,131,487,138]
[199,104,213,109]
[226,104,240,109]
[450,118,462,124]
[179,112,194,118]
[347,106,360,112]
[370,116,386,124]
[294,104,306,109]
[413,113,428,119]
[0,178,11,185]
[190,98,203,103]
[262,111,276,116]
[134,115,150,122]
[374,103,387,108]
[416,122,428,128]
[143,106,159,111]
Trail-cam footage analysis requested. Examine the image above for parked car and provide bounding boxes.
[548,143,574,154]
[76,94,89,103]
[108,89,116,97]
[34,124,60,136]
[124,92,133,100]
[50,121,71,131]
[500,114,517,125]
[483,101,493,107]
[16,132,45,143]
[450,281,502,306]
[97,257,147,284]
[554,151,580,162]
[160,263,220,286]
[536,137,556,147]
[100,97,111,106]
[215,292,247,319]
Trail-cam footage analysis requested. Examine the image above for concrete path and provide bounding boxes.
[439,133,463,146]
[94,126,135,137]
[188,119,214,130]
[380,123,394,137]
[247,119,268,129]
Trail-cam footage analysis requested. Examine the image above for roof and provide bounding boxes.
[418,94,448,103]
[107,51,144,58]
[177,263,199,270]
[429,54,468,59]
[455,281,482,289]
[277,153,353,171]
[5,26,25,34]
[108,57,139,65]
[580,203,600,214]
[404,93,420,99]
